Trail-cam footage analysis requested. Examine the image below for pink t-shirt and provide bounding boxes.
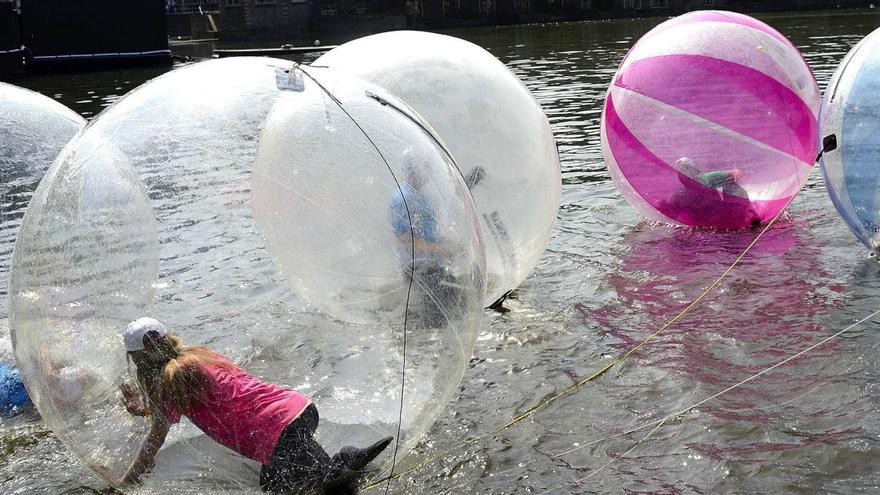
[162,356,311,464]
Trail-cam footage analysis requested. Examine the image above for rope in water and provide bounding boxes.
[438,301,879,495]
[533,306,880,493]
[365,145,834,491]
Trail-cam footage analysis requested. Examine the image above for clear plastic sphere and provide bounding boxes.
[601,11,820,229]
[819,26,880,252]
[10,58,484,492]
[316,31,561,305]
[0,82,84,182]
[1,82,85,322]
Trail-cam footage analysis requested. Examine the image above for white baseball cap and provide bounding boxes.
[123,317,168,352]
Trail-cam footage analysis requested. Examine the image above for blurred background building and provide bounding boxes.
[0,0,872,75]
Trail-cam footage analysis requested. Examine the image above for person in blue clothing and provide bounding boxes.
[390,160,441,255]
[0,362,29,414]
[389,151,459,327]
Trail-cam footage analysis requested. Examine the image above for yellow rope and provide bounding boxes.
[365,166,817,491]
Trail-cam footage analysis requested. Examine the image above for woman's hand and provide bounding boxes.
[89,463,129,486]
[119,415,171,486]
[120,383,147,417]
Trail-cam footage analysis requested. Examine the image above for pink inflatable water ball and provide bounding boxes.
[601,11,820,229]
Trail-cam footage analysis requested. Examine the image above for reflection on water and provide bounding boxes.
[4,8,880,495]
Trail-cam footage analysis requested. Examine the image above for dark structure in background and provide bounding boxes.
[167,0,221,38]
[219,0,314,39]
[0,1,23,74]
[1,0,872,74]
[205,0,874,40]
[408,0,874,27]
[167,0,221,12]
[1,0,171,77]
[217,0,406,40]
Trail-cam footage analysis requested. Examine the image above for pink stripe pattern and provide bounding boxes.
[615,54,818,166]
[648,10,794,48]
[601,11,819,229]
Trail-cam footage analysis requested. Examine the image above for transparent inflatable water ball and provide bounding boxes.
[601,11,820,229]
[0,82,84,183]
[1,82,85,316]
[0,82,84,179]
[10,58,484,492]
[317,31,561,305]
[820,26,880,252]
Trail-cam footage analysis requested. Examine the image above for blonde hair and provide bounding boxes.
[129,333,235,417]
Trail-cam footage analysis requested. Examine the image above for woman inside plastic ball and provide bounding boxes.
[93,317,392,495]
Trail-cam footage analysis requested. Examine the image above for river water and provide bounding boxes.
[3,9,880,495]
